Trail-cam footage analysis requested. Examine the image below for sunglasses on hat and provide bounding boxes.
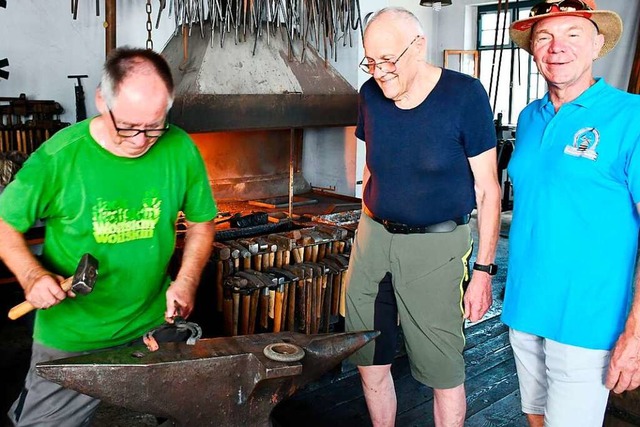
[529,0,592,17]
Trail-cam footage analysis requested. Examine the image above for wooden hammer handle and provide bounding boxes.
[8,276,73,320]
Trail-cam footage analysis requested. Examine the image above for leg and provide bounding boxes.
[433,384,466,427]
[8,342,100,427]
[543,339,610,427]
[359,365,396,427]
[509,329,547,422]
[344,216,398,426]
[391,227,470,387]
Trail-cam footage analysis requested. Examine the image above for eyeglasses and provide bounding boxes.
[529,0,592,18]
[359,35,421,75]
[108,109,169,138]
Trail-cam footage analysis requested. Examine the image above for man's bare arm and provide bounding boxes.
[165,219,215,319]
[606,202,640,393]
[0,218,66,307]
[464,148,502,322]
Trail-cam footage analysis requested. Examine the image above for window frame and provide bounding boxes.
[476,0,544,123]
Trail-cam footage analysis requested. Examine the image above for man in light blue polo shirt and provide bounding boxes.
[502,1,640,426]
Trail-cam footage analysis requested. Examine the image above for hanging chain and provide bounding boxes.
[146,0,154,50]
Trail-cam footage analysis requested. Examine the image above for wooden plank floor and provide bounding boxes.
[271,316,527,427]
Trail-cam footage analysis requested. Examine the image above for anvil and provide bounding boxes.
[36,331,378,426]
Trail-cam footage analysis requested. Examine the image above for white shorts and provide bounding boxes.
[509,328,611,427]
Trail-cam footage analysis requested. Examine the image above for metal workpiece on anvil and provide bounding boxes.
[36,331,379,427]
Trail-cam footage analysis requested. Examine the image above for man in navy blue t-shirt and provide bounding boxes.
[344,6,501,427]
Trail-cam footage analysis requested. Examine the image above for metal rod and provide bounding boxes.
[288,128,295,219]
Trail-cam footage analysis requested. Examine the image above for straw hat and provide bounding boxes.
[509,0,623,58]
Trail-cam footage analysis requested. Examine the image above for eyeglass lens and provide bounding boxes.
[109,109,168,138]
[359,36,419,75]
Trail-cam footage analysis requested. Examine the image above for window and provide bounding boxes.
[477,1,546,125]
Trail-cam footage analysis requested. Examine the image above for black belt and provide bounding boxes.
[363,206,470,234]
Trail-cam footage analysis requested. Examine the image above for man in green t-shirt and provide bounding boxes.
[0,47,217,426]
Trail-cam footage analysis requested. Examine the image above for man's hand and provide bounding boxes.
[606,331,640,394]
[463,272,492,322]
[24,273,68,309]
[165,278,198,322]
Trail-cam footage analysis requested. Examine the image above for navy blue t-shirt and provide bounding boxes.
[356,68,496,226]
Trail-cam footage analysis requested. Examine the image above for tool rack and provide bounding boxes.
[0,94,69,155]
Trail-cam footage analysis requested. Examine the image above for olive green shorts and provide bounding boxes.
[345,213,472,389]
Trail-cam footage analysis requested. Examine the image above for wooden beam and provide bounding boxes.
[105,0,116,58]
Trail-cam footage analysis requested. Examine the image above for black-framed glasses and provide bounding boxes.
[108,109,169,138]
[359,35,421,75]
[529,0,592,18]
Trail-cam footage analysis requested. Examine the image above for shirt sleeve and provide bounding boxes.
[460,79,497,158]
[0,146,58,233]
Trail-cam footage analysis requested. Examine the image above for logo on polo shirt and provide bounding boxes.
[564,127,599,161]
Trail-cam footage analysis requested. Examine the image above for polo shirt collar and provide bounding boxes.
[538,77,607,112]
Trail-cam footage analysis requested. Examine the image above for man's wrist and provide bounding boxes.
[472,262,498,276]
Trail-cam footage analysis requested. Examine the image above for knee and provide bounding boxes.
[358,365,393,390]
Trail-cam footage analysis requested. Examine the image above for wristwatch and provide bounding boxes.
[472,263,498,276]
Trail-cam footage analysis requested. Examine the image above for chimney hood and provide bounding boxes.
[162,30,359,133]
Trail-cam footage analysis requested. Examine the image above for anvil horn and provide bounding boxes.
[36,331,379,426]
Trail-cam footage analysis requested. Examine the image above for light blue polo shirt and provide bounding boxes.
[502,78,640,350]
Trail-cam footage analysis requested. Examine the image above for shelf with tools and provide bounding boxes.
[0,94,69,155]
[175,222,355,338]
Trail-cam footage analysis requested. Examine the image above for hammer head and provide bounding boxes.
[71,253,99,295]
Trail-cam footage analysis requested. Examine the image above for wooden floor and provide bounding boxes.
[272,316,528,427]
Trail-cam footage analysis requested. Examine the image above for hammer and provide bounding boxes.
[8,253,99,320]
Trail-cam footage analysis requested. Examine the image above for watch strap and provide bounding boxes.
[472,262,498,276]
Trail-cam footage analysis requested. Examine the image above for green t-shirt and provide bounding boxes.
[0,119,217,351]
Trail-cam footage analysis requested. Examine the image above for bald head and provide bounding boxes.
[100,47,174,112]
[364,7,425,41]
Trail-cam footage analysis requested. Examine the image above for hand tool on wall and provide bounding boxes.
[325,253,350,317]
[241,269,277,332]
[267,268,299,332]
[267,233,296,267]
[237,238,260,270]
[254,237,276,269]
[321,257,344,317]
[67,75,88,123]
[228,240,251,270]
[303,263,326,334]
[8,253,99,320]
[319,260,341,331]
[0,58,9,80]
[269,276,285,332]
[223,275,249,336]
[212,242,231,312]
[235,271,265,335]
[282,264,305,332]
[295,264,313,334]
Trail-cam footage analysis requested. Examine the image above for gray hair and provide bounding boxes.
[364,7,425,37]
[100,46,175,112]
